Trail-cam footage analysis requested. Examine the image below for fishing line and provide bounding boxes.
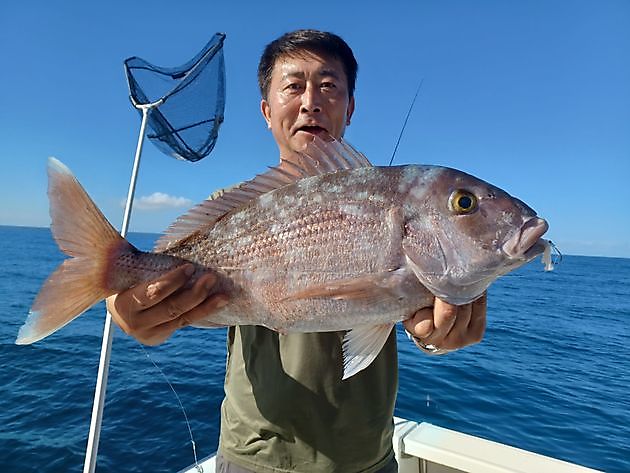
[138,344,203,473]
[548,240,563,265]
[389,78,424,166]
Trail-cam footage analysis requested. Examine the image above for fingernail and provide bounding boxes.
[184,264,195,276]
[205,275,217,291]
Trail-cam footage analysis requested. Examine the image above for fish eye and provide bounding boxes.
[449,190,478,214]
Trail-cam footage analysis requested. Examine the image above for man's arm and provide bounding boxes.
[106,264,229,345]
[403,293,487,354]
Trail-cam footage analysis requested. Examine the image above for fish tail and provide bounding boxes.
[16,158,132,345]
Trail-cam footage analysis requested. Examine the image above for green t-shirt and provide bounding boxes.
[218,326,398,473]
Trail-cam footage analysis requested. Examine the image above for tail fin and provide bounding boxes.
[16,158,127,345]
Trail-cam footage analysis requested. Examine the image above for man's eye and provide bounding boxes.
[286,83,302,92]
[321,82,336,89]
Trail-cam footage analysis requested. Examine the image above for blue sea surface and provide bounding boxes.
[0,225,628,472]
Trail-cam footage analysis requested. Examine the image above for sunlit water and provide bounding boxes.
[0,226,628,472]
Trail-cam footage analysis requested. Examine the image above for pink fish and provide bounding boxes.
[16,138,550,379]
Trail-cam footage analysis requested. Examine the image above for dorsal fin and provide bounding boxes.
[154,136,372,252]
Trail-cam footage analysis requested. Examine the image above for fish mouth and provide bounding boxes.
[502,217,549,260]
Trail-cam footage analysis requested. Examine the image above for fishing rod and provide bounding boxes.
[389,78,424,166]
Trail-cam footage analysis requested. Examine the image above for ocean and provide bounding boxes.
[0,225,628,472]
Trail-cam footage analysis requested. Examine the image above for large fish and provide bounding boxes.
[16,138,552,379]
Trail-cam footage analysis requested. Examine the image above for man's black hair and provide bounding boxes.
[258,29,358,100]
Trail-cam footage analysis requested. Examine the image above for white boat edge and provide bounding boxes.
[177,416,603,473]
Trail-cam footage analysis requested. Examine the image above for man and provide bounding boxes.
[108,30,486,472]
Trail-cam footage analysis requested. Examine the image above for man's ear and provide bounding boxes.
[346,96,355,126]
[261,99,272,129]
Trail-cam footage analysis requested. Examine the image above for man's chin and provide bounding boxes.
[291,132,318,151]
[293,130,334,148]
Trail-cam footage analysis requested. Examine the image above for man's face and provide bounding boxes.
[261,51,355,160]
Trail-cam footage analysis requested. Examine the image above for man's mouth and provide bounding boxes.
[295,125,328,136]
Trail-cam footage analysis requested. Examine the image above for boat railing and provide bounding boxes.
[178,416,603,473]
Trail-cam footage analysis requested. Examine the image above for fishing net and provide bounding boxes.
[124,33,226,162]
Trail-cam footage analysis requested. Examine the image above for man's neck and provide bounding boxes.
[278,151,304,168]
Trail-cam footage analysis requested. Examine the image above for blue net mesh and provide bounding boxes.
[124,33,226,162]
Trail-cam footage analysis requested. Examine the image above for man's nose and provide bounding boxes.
[300,83,322,113]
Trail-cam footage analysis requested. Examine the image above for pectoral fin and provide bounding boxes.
[341,324,394,380]
[282,269,409,305]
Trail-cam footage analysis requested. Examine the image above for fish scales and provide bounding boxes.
[155,166,425,332]
[17,138,551,379]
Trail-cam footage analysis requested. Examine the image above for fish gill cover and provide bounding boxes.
[123,33,226,162]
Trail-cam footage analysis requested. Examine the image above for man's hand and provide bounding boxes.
[106,264,229,346]
[403,293,487,353]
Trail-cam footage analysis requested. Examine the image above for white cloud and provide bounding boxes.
[125,192,193,211]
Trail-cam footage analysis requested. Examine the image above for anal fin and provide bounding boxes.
[342,324,394,380]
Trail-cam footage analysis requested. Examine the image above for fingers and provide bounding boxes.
[405,292,488,352]
[422,298,459,346]
[403,299,458,345]
[436,301,472,349]
[108,264,229,345]
[158,292,230,334]
[125,272,217,330]
[116,264,197,316]
[402,307,434,339]
[466,292,487,344]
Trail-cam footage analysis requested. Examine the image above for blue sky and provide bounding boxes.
[1,1,628,257]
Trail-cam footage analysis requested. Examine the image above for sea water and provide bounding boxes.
[0,225,628,472]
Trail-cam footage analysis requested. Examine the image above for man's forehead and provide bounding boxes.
[273,51,345,79]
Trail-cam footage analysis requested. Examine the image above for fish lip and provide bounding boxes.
[502,217,549,259]
[523,238,548,260]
